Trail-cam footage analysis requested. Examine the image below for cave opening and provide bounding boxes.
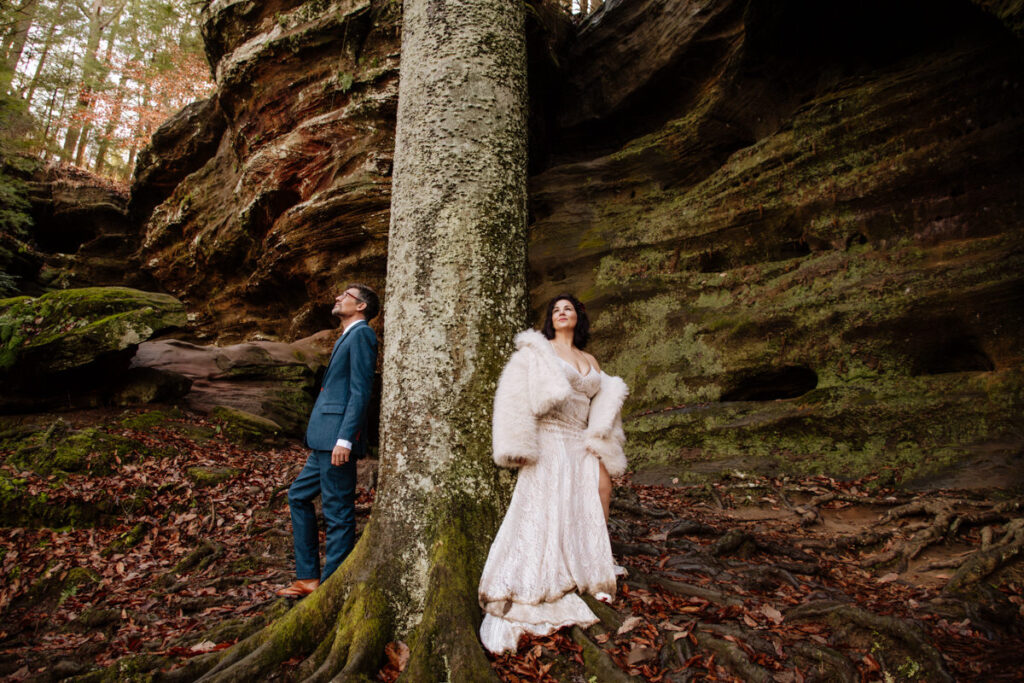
[720,365,818,402]
[912,336,995,375]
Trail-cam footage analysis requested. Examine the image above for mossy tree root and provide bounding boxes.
[195,540,371,682]
[694,630,771,683]
[862,507,955,570]
[944,521,1024,594]
[294,577,392,682]
[785,600,954,682]
[569,626,639,683]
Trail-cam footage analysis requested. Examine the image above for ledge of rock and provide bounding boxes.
[131,332,334,436]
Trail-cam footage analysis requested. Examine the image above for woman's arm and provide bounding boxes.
[584,373,629,477]
[491,351,539,468]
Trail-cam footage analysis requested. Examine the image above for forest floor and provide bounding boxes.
[0,407,1022,681]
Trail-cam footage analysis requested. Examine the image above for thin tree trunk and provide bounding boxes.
[126,137,137,171]
[188,1,529,681]
[74,119,91,164]
[93,69,125,173]
[61,0,125,161]
[22,18,57,104]
[46,81,72,152]
[1,0,38,94]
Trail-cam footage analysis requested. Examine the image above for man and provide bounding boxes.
[277,283,380,598]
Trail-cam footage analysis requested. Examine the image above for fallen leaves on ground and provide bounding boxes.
[0,408,373,679]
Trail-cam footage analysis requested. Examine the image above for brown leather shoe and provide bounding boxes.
[276,578,320,598]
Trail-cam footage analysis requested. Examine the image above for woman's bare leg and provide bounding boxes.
[598,462,612,522]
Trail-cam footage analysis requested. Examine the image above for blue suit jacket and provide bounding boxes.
[305,321,378,455]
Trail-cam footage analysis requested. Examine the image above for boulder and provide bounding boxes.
[0,287,186,410]
[107,367,193,406]
[211,405,282,443]
[131,333,330,437]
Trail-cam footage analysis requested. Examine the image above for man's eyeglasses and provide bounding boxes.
[340,291,365,303]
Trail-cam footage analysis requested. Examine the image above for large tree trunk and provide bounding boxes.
[193,0,528,680]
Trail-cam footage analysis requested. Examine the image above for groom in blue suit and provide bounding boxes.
[277,283,379,598]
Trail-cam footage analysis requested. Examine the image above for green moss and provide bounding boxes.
[337,71,355,92]
[104,522,150,556]
[227,555,261,573]
[211,405,282,443]
[186,466,242,487]
[11,424,155,476]
[118,408,182,430]
[28,564,100,605]
[626,369,1024,484]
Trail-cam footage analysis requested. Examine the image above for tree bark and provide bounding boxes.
[1,0,38,95]
[194,0,529,679]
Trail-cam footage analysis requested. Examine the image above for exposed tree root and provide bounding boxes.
[777,487,819,526]
[808,491,905,507]
[294,579,391,682]
[789,641,858,682]
[159,539,225,587]
[785,600,954,682]
[863,504,955,569]
[666,519,717,537]
[694,630,771,683]
[945,534,1024,594]
[803,528,894,550]
[627,570,743,607]
[582,593,624,632]
[612,540,662,556]
[569,626,639,683]
[196,538,372,682]
[611,498,673,518]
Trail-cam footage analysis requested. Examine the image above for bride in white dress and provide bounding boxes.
[479,294,629,654]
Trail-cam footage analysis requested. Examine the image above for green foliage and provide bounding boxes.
[336,70,355,93]
[0,90,36,242]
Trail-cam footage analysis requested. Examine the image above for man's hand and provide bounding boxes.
[331,444,352,466]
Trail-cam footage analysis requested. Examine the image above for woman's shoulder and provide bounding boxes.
[514,328,550,352]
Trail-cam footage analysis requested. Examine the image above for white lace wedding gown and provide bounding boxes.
[478,359,617,654]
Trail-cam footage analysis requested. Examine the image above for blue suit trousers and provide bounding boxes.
[287,449,357,582]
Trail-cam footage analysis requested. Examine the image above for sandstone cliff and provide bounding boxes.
[121,0,1024,483]
[131,0,400,342]
[529,0,1024,485]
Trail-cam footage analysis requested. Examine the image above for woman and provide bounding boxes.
[478,294,629,654]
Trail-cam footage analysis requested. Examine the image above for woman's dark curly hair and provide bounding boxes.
[541,293,590,350]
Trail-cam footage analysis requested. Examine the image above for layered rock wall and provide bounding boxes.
[125,0,1024,483]
[133,0,401,342]
[528,0,1024,483]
